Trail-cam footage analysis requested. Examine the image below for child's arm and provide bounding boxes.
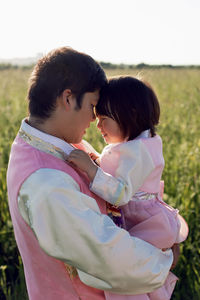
[68,140,155,208]
[91,140,156,207]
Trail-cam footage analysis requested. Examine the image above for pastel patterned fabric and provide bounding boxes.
[90,132,188,300]
[7,120,174,299]
[7,135,106,299]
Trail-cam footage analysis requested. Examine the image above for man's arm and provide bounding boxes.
[18,168,173,295]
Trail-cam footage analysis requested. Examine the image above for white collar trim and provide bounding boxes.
[20,119,74,155]
[135,130,150,139]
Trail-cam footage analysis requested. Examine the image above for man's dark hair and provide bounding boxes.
[28,47,107,119]
[96,76,160,140]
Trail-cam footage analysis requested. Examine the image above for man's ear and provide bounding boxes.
[61,89,75,111]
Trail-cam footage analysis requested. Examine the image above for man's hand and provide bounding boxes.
[162,243,180,270]
[67,149,98,182]
[171,244,180,270]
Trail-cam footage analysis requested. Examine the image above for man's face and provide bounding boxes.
[68,90,99,143]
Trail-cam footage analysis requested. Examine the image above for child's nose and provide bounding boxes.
[91,111,96,122]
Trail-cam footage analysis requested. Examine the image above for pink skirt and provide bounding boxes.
[122,197,181,249]
[105,196,186,300]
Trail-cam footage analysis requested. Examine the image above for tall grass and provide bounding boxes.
[0,69,29,299]
[0,67,200,299]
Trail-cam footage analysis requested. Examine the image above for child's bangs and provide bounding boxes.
[95,97,114,119]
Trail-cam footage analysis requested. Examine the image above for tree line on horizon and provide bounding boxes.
[0,62,200,71]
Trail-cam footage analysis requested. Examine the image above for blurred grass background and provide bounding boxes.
[0,66,199,299]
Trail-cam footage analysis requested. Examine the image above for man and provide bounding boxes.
[7,47,173,300]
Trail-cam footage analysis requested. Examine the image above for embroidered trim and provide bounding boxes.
[114,185,125,207]
[19,130,79,279]
[64,263,78,279]
[133,191,158,201]
[19,129,68,161]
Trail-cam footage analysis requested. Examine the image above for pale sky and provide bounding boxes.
[0,0,200,65]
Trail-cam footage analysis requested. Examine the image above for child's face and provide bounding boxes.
[97,115,125,144]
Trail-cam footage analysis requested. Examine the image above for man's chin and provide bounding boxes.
[72,137,83,145]
[63,137,82,145]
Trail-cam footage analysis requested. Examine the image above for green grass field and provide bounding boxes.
[0,67,200,299]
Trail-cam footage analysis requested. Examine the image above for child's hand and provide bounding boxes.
[89,152,99,162]
[67,149,98,182]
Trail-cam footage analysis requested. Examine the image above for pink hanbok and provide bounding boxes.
[90,131,189,300]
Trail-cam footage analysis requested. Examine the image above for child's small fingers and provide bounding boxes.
[66,153,75,162]
[66,156,77,167]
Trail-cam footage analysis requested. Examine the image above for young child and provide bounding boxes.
[68,76,188,300]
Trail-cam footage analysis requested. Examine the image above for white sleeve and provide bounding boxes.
[18,168,173,295]
[90,140,155,206]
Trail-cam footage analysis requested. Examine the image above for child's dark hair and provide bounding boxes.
[96,76,160,140]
